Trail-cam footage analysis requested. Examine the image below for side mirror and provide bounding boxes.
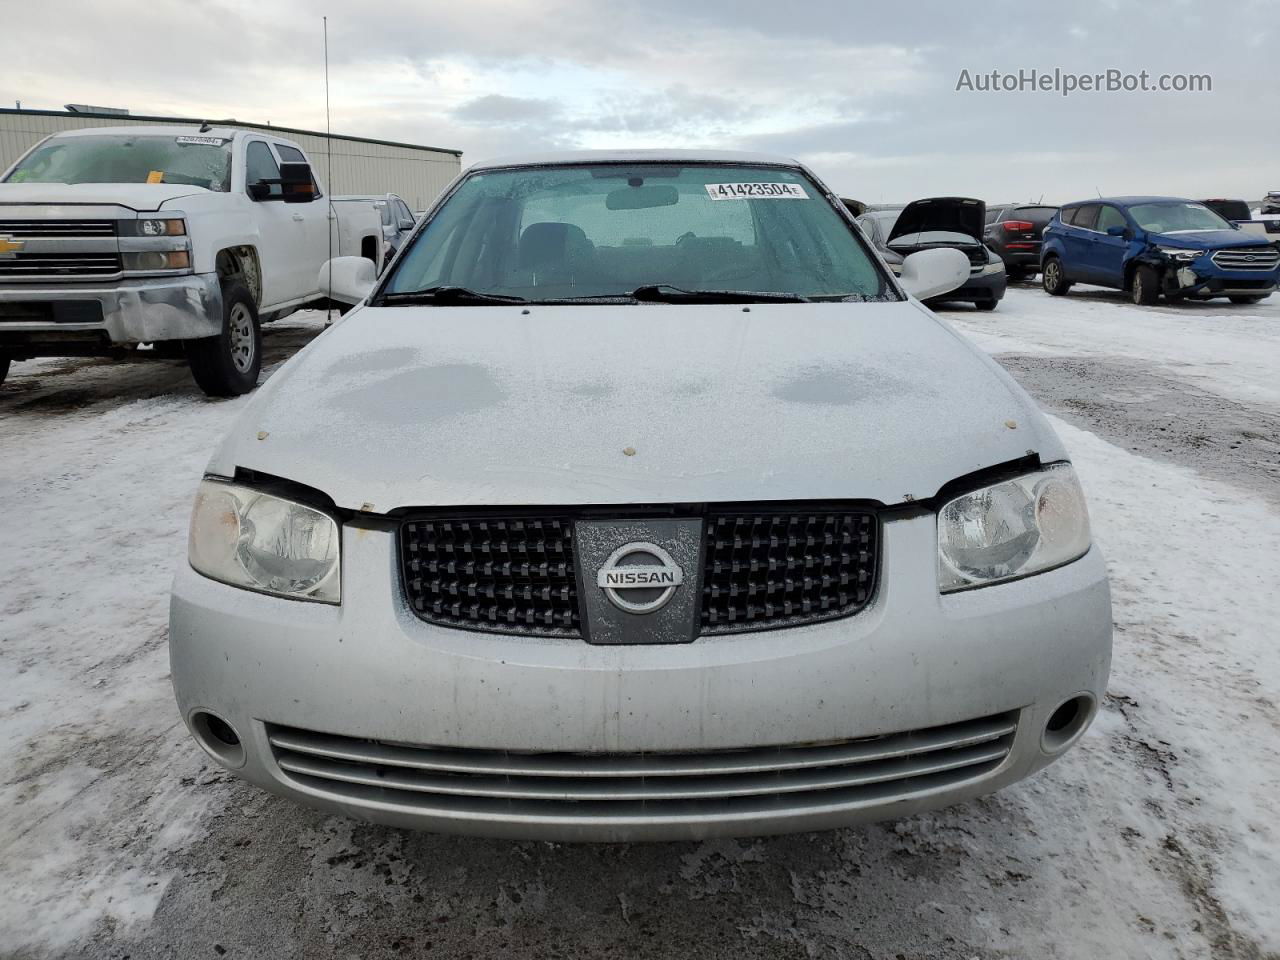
[320,256,376,305]
[1106,225,1129,238]
[397,218,415,231]
[280,162,317,203]
[898,248,971,301]
[247,181,273,201]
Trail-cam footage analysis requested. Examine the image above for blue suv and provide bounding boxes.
[1040,196,1280,305]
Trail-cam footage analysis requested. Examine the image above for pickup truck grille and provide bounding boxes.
[0,252,123,278]
[399,505,880,639]
[0,219,117,237]
[1211,247,1280,271]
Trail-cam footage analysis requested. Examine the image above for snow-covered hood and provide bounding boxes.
[888,197,985,245]
[0,182,206,211]
[208,301,1064,512]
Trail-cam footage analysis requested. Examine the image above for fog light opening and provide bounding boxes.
[1041,694,1095,754]
[190,710,246,769]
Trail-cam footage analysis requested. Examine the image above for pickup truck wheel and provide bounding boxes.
[1131,264,1160,305]
[1229,295,1266,305]
[1042,257,1071,295]
[185,282,262,396]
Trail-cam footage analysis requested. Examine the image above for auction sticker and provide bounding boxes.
[175,136,227,146]
[705,182,809,200]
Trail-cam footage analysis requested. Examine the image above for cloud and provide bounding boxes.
[452,95,560,124]
[0,0,1276,201]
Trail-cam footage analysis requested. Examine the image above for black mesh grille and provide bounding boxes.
[701,512,877,633]
[401,518,580,635]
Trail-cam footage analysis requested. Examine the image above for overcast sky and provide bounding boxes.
[2,0,1276,202]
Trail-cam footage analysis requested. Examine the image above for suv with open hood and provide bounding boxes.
[869,197,1007,311]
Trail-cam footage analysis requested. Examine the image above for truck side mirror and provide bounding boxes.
[247,181,273,201]
[280,162,317,203]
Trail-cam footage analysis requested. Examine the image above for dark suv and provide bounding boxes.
[983,205,1058,281]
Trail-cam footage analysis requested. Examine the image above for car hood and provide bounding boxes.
[208,302,1065,512]
[0,182,206,211]
[888,197,985,245]
[1148,229,1271,249]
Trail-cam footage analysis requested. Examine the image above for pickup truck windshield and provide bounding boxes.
[384,164,890,302]
[4,135,233,191]
[1128,202,1231,234]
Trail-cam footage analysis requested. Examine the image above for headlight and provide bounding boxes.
[938,463,1091,592]
[981,260,1005,275]
[121,217,187,237]
[188,480,341,603]
[1156,246,1201,261]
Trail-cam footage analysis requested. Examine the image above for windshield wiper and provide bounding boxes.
[628,284,809,304]
[375,286,528,307]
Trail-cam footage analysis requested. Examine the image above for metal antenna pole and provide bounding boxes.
[324,16,334,324]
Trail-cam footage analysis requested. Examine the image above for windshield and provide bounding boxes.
[1128,202,1232,234]
[383,163,890,302]
[3,134,232,191]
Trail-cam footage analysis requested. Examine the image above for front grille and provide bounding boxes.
[401,517,580,635]
[0,219,117,237]
[266,711,1017,823]
[701,511,877,633]
[1211,247,1280,270]
[399,506,881,640]
[0,252,123,278]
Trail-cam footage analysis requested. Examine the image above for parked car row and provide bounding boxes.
[849,190,1279,310]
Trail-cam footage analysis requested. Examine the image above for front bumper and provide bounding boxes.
[928,270,1008,305]
[169,514,1112,841]
[0,273,222,352]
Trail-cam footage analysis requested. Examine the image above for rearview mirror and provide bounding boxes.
[898,248,971,301]
[320,256,377,305]
[280,162,317,203]
[606,185,678,210]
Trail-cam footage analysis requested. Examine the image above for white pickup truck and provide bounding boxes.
[0,125,383,395]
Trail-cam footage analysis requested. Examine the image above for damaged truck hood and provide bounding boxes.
[208,301,1064,512]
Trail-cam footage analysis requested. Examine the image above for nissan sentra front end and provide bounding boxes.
[169,150,1112,841]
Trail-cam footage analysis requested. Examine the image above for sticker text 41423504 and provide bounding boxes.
[705,182,809,200]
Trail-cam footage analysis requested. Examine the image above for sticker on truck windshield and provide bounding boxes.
[175,136,227,146]
[705,182,809,200]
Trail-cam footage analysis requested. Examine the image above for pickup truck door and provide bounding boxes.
[272,142,330,301]
[1060,204,1099,282]
[244,139,307,306]
[1089,204,1130,287]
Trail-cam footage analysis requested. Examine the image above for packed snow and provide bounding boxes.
[1,289,1278,957]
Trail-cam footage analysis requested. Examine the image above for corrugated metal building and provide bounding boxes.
[0,108,462,211]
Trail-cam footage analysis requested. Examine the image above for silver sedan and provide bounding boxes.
[170,150,1111,841]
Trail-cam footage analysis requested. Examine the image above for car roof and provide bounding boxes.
[49,124,243,140]
[467,149,802,172]
[1063,196,1195,208]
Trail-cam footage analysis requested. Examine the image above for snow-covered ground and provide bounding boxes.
[1,289,1278,958]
